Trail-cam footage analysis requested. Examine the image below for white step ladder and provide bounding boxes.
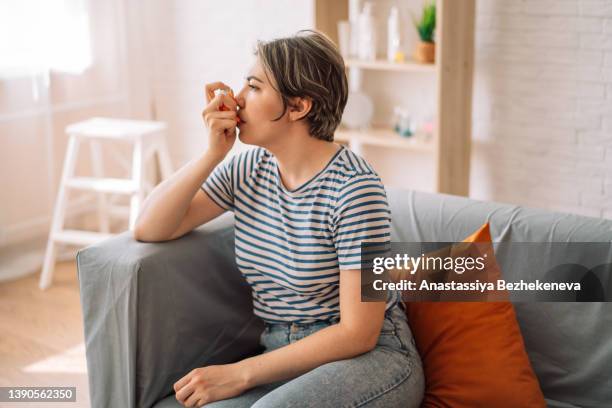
[39,117,173,289]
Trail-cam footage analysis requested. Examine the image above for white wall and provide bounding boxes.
[346,0,612,219]
[145,0,315,165]
[470,0,612,218]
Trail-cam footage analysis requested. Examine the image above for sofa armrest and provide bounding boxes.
[76,213,264,408]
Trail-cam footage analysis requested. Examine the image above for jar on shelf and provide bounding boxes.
[392,107,415,137]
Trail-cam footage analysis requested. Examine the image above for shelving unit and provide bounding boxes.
[335,127,434,153]
[345,58,436,73]
[314,0,475,196]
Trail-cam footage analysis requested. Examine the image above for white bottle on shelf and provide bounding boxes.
[348,0,361,58]
[357,2,377,61]
[387,6,401,62]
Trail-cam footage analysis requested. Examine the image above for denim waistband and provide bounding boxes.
[263,302,405,333]
[263,315,340,332]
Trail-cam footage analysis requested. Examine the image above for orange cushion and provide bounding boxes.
[404,223,546,408]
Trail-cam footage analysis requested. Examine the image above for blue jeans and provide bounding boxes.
[204,303,425,407]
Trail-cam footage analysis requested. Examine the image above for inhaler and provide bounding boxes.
[213,88,241,124]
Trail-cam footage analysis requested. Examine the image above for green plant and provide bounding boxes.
[412,0,436,43]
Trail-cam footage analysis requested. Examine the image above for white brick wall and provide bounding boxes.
[470,0,612,219]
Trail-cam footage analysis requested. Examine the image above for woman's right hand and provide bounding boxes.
[202,82,239,160]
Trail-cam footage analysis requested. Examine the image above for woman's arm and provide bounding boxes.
[238,268,386,388]
[133,151,224,242]
[174,269,387,406]
[134,82,238,242]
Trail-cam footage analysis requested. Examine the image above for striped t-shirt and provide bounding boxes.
[201,145,399,324]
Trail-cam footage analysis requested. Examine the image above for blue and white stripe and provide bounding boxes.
[201,145,399,324]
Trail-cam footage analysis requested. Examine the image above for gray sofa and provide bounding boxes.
[76,188,612,408]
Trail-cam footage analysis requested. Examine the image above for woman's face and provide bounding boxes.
[234,59,289,147]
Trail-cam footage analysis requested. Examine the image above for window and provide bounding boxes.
[0,0,92,79]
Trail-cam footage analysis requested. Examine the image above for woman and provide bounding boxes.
[134,30,424,407]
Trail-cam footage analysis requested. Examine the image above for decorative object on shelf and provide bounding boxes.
[348,0,361,58]
[392,107,415,137]
[415,118,435,143]
[337,20,351,58]
[357,1,377,61]
[335,127,435,152]
[412,0,436,64]
[387,6,405,63]
[342,91,374,130]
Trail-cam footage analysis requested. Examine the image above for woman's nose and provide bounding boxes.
[235,88,246,108]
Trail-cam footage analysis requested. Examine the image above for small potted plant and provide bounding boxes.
[412,0,436,64]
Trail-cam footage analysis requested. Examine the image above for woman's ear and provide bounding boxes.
[288,97,312,121]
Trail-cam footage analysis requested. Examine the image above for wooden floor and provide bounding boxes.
[0,261,91,407]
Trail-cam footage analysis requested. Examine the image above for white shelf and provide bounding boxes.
[335,128,434,152]
[345,58,436,73]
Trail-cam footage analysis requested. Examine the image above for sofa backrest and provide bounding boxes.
[385,188,612,407]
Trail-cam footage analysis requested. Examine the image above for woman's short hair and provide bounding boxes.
[255,30,348,142]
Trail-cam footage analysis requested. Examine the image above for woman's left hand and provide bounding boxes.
[174,363,249,407]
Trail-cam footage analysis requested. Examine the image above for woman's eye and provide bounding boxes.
[248,84,258,90]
